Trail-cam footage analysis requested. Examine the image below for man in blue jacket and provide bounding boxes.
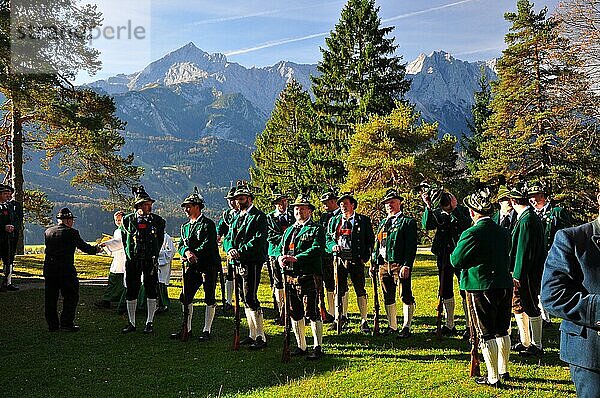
[541,189,600,397]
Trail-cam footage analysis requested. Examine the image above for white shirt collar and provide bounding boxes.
[475,216,491,224]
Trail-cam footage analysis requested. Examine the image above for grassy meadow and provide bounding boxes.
[0,251,574,397]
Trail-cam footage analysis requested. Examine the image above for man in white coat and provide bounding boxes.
[157,233,175,312]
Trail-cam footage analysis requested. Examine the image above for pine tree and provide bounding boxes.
[342,102,463,221]
[309,0,410,191]
[461,67,492,176]
[475,0,600,220]
[250,79,316,209]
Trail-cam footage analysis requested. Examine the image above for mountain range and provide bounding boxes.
[24,42,497,243]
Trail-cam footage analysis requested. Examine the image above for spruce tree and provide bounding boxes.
[309,0,410,191]
[475,0,600,219]
[250,79,316,209]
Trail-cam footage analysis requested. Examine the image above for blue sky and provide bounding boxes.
[76,0,560,84]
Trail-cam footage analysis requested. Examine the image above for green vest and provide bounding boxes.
[275,218,325,276]
[450,218,512,290]
[372,214,417,269]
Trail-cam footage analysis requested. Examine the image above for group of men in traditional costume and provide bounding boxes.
[32,175,584,388]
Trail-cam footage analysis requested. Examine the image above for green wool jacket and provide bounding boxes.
[223,205,268,264]
[422,205,471,257]
[510,207,546,282]
[217,208,238,238]
[535,203,573,252]
[450,218,513,291]
[120,212,166,261]
[275,218,325,277]
[372,214,418,269]
[266,209,293,257]
[178,215,220,272]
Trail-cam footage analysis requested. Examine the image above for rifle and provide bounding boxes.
[232,259,241,351]
[180,258,190,342]
[218,265,226,310]
[371,266,380,336]
[281,263,291,363]
[334,254,342,335]
[316,274,328,321]
[436,263,445,340]
[465,293,481,377]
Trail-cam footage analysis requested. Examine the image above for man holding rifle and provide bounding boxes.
[372,189,418,339]
[120,186,166,334]
[277,193,325,360]
[325,192,375,333]
[217,186,239,312]
[319,190,340,323]
[451,188,513,387]
[170,187,220,342]
[223,181,269,350]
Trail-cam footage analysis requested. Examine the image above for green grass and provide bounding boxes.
[1,253,574,397]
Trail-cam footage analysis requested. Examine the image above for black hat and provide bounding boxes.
[527,181,546,196]
[57,207,76,219]
[233,180,254,199]
[225,186,237,200]
[381,188,404,205]
[290,193,315,211]
[320,190,338,202]
[132,186,155,208]
[181,186,205,208]
[337,192,358,208]
[509,182,529,200]
[0,185,11,194]
[463,187,494,215]
[429,188,444,209]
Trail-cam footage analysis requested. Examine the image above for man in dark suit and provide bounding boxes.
[319,190,340,323]
[217,186,239,311]
[325,192,375,333]
[0,185,23,291]
[542,189,600,397]
[44,208,100,332]
[492,185,517,232]
[223,181,269,349]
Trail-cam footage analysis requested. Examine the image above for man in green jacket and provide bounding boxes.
[325,193,375,333]
[421,187,472,336]
[266,192,293,323]
[372,189,417,338]
[223,181,269,349]
[528,181,573,326]
[277,194,326,360]
[318,190,340,323]
[120,186,166,334]
[171,188,220,342]
[508,182,546,356]
[217,186,239,312]
[451,188,513,387]
[492,185,517,232]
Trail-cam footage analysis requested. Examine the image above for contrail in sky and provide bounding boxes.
[225,0,481,56]
[193,1,343,25]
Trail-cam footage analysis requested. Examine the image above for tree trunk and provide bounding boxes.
[11,106,25,254]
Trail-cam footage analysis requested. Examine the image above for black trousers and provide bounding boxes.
[44,273,79,329]
[467,288,512,341]
[237,262,262,310]
[125,259,158,300]
[322,254,335,292]
[337,259,367,297]
[512,276,541,317]
[267,257,283,289]
[180,267,217,306]
[379,263,415,305]
[0,234,16,275]
[287,276,319,322]
[225,261,234,281]
[437,253,464,300]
